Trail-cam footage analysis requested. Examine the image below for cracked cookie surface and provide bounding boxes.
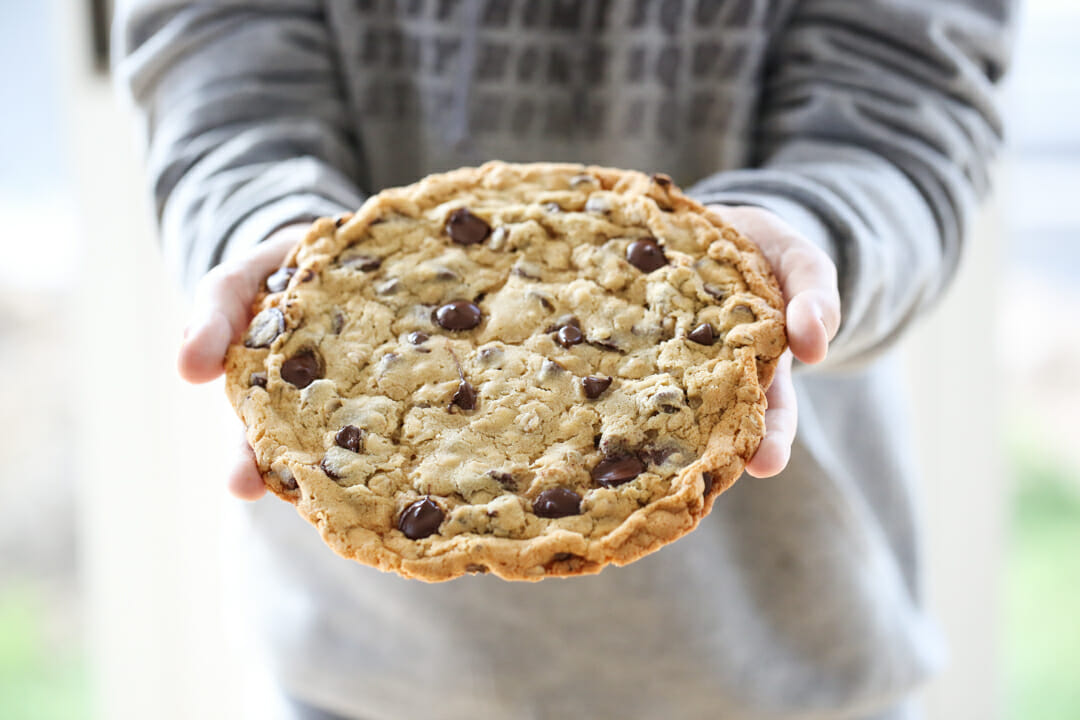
[224,162,786,581]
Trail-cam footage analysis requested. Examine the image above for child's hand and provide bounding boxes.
[178,223,309,500]
[708,205,841,478]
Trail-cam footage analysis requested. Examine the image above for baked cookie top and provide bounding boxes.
[224,162,785,581]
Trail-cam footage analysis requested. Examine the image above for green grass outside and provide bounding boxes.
[0,584,88,720]
[1004,444,1080,720]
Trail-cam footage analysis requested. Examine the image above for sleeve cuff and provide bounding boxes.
[685,185,840,271]
[220,193,354,265]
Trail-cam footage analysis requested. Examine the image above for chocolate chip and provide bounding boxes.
[702,471,715,495]
[582,376,612,399]
[249,372,267,388]
[731,304,757,324]
[489,471,516,489]
[298,269,315,283]
[445,207,491,245]
[398,498,444,539]
[451,380,477,411]
[642,446,675,466]
[592,454,645,487]
[529,291,554,310]
[320,457,342,480]
[626,238,668,273]
[431,266,459,281]
[244,308,285,348]
[651,172,673,188]
[688,323,716,346]
[465,564,489,574]
[265,267,295,293]
[434,300,482,331]
[546,315,580,333]
[335,212,353,227]
[331,308,345,334]
[555,324,584,348]
[280,349,322,388]
[335,425,362,452]
[704,284,727,302]
[533,488,582,518]
[586,339,622,353]
[408,331,429,345]
[273,467,298,492]
[340,253,382,272]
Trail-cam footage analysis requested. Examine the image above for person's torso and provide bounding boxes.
[325,0,791,191]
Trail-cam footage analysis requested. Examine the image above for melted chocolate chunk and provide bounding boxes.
[452,380,477,411]
[265,267,295,293]
[702,471,715,495]
[340,253,382,272]
[407,331,429,345]
[586,338,622,353]
[320,457,342,480]
[465,564,489,574]
[651,172,673,188]
[277,469,298,492]
[280,349,322,388]
[445,207,491,245]
[249,372,267,388]
[398,498,444,539]
[533,488,582,518]
[642,446,675,466]
[688,323,716,346]
[555,324,584,348]
[244,308,285,348]
[335,425,362,453]
[626,238,668,273]
[592,454,645,487]
[434,300,483,331]
[582,376,612,399]
[488,471,517,490]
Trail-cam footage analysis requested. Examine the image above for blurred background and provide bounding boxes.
[1,1,1077,718]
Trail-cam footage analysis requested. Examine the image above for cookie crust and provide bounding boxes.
[224,162,786,581]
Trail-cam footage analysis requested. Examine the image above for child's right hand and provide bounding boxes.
[177,223,309,500]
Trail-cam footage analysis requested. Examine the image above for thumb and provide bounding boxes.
[178,228,305,384]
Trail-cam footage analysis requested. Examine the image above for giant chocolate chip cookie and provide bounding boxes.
[224,162,786,581]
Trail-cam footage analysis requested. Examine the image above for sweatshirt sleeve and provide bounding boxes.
[113,0,366,292]
[686,0,1015,369]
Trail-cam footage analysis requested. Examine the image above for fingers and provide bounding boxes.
[228,429,267,501]
[178,229,305,384]
[709,205,840,366]
[745,352,797,478]
[775,244,840,365]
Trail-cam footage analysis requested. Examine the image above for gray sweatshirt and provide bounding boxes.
[115,1,1012,718]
